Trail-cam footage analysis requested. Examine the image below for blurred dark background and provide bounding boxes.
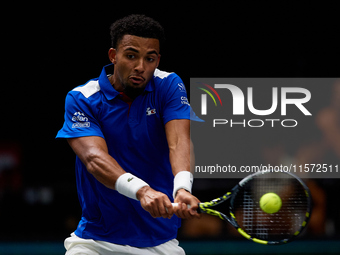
[2,1,340,254]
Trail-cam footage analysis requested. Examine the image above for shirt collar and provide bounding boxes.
[144,78,155,92]
[98,64,120,100]
[98,63,155,100]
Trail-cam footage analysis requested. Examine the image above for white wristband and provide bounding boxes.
[115,173,149,200]
[173,171,193,199]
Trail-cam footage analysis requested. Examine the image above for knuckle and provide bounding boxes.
[145,201,154,210]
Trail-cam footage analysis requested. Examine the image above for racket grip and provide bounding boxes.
[171,203,191,209]
[167,203,202,214]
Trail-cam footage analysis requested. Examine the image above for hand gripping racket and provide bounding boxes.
[173,170,312,245]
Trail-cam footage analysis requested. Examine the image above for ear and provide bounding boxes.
[156,54,161,68]
[108,48,117,64]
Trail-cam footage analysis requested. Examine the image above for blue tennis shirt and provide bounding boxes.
[56,64,199,247]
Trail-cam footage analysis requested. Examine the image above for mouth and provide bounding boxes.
[129,75,145,85]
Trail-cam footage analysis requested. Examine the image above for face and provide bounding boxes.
[108,35,161,94]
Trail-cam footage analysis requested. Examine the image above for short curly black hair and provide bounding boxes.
[110,14,165,51]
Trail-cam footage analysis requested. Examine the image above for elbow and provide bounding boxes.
[83,149,102,175]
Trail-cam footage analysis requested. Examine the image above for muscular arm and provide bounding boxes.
[67,136,125,189]
[165,119,201,219]
[67,136,174,218]
[165,119,191,176]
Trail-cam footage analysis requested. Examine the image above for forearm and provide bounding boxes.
[169,137,191,176]
[67,137,125,190]
[68,137,151,201]
[80,145,153,202]
[83,148,125,189]
[165,119,194,200]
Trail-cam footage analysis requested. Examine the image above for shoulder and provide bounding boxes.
[153,68,182,83]
[153,69,173,80]
[64,79,103,111]
[153,69,185,93]
[71,79,101,99]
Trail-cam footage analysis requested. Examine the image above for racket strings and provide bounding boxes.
[234,172,309,241]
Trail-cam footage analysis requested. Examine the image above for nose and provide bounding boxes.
[134,58,145,74]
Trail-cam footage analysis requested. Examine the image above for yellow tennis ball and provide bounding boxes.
[259,192,282,214]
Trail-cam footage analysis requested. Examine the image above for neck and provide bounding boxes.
[109,75,124,92]
[108,75,143,100]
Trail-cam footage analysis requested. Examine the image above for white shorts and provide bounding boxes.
[64,233,186,255]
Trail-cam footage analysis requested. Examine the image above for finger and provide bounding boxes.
[149,200,161,218]
[187,202,200,218]
[146,206,156,218]
[164,201,174,219]
[182,203,194,219]
[174,202,184,219]
[158,201,169,219]
[156,195,174,219]
[176,202,192,219]
[189,207,201,218]
[148,204,157,218]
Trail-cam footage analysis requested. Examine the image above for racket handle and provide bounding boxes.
[167,203,201,213]
[171,203,191,209]
[173,203,202,213]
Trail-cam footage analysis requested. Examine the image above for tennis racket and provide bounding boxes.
[173,170,312,245]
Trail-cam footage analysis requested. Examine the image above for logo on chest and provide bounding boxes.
[146,107,157,116]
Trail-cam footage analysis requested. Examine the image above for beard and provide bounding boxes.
[122,82,145,99]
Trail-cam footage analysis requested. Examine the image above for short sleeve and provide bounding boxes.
[161,74,203,124]
[56,92,104,139]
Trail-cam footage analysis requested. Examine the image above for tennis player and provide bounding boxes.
[56,14,201,255]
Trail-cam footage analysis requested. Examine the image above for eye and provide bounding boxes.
[127,54,135,59]
[147,57,155,62]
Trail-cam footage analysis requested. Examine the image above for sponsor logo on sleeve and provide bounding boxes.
[71,112,90,128]
[178,83,187,93]
[181,96,190,106]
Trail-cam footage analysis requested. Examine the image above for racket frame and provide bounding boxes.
[197,171,312,245]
